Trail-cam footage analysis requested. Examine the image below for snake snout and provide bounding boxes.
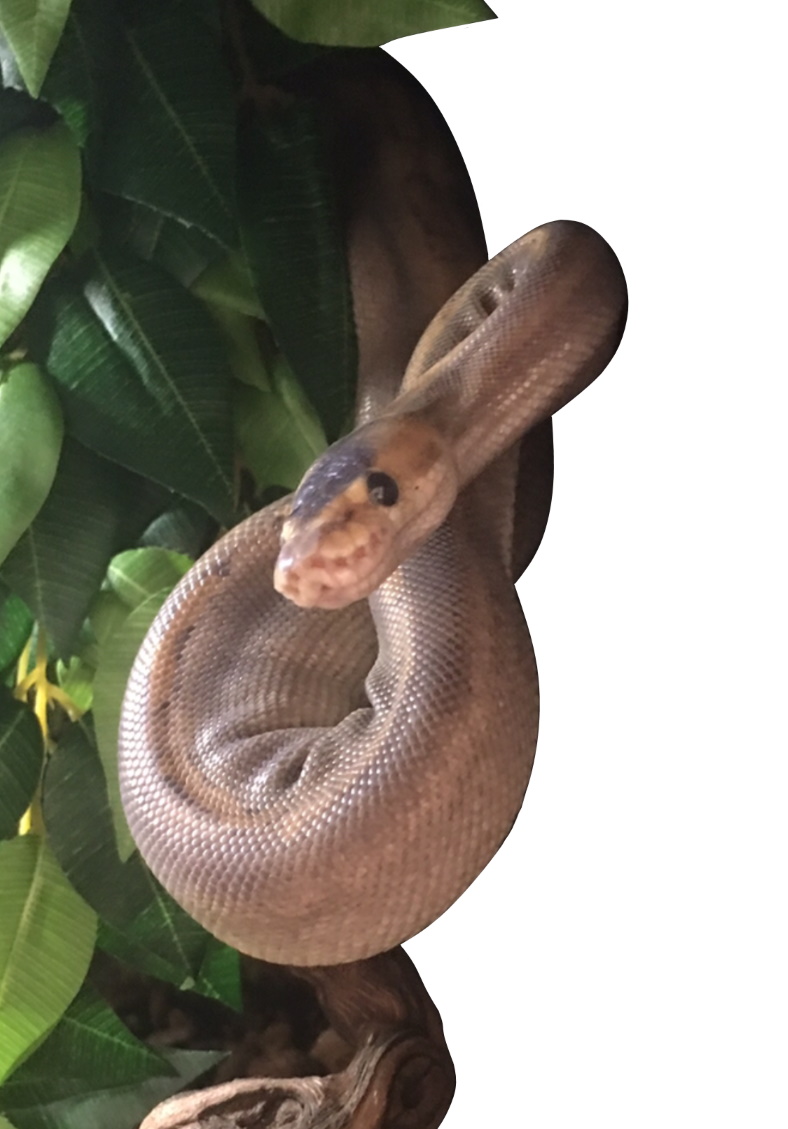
[274,514,390,609]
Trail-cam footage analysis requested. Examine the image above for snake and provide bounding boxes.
[118,218,626,968]
[117,56,627,970]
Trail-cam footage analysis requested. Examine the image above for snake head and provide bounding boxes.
[274,416,459,609]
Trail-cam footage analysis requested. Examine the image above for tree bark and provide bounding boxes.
[139,947,454,1129]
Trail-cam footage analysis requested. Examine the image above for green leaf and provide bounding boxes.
[91,591,169,860]
[193,938,242,1011]
[0,438,165,657]
[0,585,32,674]
[0,1046,224,1129]
[0,121,81,348]
[38,0,117,148]
[250,0,496,46]
[191,282,325,492]
[33,250,235,523]
[44,719,212,989]
[43,718,158,926]
[0,0,73,95]
[54,655,93,713]
[96,884,211,991]
[0,984,173,1108]
[235,353,325,493]
[138,499,216,560]
[50,589,127,714]
[94,6,235,246]
[0,690,43,839]
[230,3,328,80]
[0,835,96,1083]
[96,195,223,288]
[238,103,357,440]
[192,251,266,321]
[0,363,64,568]
[0,88,57,142]
[86,589,128,650]
[133,215,221,289]
[106,548,192,612]
[201,301,273,391]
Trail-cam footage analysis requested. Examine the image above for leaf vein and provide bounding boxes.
[94,257,232,499]
[126,31,231,222]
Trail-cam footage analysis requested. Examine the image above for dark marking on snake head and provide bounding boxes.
[290,436,375,522]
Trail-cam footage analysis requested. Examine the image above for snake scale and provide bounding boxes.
[118,61,627,972]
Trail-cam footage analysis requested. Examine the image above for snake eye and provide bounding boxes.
[366,471,399,507]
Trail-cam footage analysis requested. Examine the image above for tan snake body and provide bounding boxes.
[117,50,627,971]
[119,217,626,968]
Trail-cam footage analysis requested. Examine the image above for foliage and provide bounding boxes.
[252,0,495,46]
[0,0,495,1125]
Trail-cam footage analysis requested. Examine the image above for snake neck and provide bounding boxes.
[394,221,627,492]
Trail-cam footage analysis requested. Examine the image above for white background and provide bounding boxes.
[388,2,786,1125]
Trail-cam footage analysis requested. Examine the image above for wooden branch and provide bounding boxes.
[139,947,454,1129]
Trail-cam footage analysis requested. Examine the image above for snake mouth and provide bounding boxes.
[273,517,389,609]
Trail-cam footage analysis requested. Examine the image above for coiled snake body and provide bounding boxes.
[119,217,626,969]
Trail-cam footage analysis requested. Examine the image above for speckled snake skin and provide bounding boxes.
[118,218,626,968]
